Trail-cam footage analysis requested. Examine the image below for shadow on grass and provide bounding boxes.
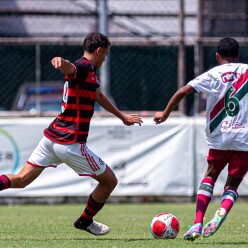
[184,241,248,246]
[0,237,151,241]
[1,236,248,245]
[71,238,152,241]
[62,238,248,245]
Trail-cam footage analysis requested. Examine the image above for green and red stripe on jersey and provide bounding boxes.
[209,70,248,133]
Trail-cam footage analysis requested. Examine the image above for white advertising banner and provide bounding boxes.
[0,117,247,197]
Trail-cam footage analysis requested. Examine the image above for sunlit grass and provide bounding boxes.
[0,202,247,248]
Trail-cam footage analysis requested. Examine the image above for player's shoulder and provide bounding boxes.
[222,62,248,68]
[74,57,88,66]
[73,57,93,72]
[208,63,248,74]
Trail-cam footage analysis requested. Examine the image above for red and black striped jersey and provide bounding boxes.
[44,57,100,144]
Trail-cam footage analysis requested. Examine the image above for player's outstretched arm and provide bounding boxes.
[51,57,75,75]
[153,85,195,124]
[96,89,143,126]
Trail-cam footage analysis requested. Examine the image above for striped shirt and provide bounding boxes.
[188,63,248,151]
[44,57,100,144]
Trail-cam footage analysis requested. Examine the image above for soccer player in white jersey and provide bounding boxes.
[153,37,248,241]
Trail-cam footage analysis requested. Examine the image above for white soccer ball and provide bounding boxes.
[150,212,180,239]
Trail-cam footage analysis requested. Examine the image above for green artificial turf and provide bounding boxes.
[0,202,247,248]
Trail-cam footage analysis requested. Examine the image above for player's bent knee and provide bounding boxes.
[105,176,118,192]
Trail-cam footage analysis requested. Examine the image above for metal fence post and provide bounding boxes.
[35,44,41,116]
[178,0,185,114]
[192,0,204,201]
[98,0,115,108]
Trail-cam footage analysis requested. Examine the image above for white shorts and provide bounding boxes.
[27,136,107,176]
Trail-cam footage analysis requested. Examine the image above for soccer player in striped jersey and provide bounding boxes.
[0,33,143,236]
[153,37,248,241]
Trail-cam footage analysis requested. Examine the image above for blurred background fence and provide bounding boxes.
[1,0,248,116]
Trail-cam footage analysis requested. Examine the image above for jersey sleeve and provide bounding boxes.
[187,71,213,96]
[73,60,89,83]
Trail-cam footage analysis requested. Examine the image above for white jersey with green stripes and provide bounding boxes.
[188,63,248,151]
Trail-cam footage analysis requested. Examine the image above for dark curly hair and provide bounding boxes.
[83,32,111,53]
[217,37,239,58]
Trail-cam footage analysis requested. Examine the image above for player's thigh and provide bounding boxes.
[206,149,231,176]
[54,143,107,176]
[28,136,61,168]
[228,151,248,179]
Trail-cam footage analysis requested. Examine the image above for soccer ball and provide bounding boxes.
[150,212,180,239]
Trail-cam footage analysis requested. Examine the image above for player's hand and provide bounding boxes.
[122,114,143,126]
[51,57,65,69]
[153,112,167,125]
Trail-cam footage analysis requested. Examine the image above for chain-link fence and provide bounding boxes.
[201,0,248,37]
[1,0,248,115]
[0,44,178,112]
